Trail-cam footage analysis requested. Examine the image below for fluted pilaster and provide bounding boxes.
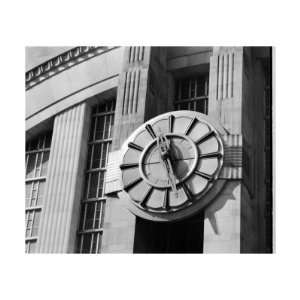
[37,102,90,253]
[204,47,244,253]
[208,47,243,134]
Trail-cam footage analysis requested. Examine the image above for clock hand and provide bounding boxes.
[157,135,178,195]
[165,157,178,195]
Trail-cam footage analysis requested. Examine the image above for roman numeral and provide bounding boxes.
[195,130,215,144]
[162,189,169,210]
[120,162,139,170]
[140,186,154,207]
[145,124,156,139]
[194,170,213,181]
[181,182,193,201]
[198,152,222,159]
[123,177,143,191]
[168,114,175,133]
[128,142,144,152]
[184,117,198,135]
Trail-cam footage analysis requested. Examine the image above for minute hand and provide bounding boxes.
[164,156,177,193]
[157,135,178,194]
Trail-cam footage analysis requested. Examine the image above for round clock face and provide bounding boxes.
[120,111,224,220]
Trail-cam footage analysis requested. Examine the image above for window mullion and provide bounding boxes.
[38,149,44,178]
[92,202,97,229]
[93,116,97,142]
[29,210,35,238]
[82,203,88,231]
[90,233,94,253]
[25,154,29,173]
[103,114,107,139]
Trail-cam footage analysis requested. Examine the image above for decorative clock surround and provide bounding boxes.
[119,110,227,222]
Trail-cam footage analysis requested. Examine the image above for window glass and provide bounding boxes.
[41,151,50,176]
[77,99,115,253]
[88,172,99,199]
[26,154,36,179]
[175,76,209,114]
[25,131,52,252]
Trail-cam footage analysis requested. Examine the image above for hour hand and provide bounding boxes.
[157,135,178,194]
[165,157,178,194]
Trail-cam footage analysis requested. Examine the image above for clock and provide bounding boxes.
[119,111,225,221]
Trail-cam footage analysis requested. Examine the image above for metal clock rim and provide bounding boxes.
[119,110,227,221]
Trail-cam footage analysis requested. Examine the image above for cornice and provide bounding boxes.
[25,46,119,90]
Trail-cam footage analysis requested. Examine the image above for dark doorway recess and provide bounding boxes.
[133,212,204,253]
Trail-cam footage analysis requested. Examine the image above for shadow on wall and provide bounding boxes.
[205,181,240,235]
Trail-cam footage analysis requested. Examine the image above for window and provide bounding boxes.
[77,100,115,253]
[25,132,52,253]
[175,75,209,114]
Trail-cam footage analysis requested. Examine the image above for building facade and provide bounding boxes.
[25,46,273,253]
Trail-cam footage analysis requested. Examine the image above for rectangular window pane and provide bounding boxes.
[25,182,32,207]
[92,143,102,169]
[82,234,92,253]
[103,115,110,139]
[86,145,93,170]
[109,115,114,138]
[25,211,33,237]
[196,77,205,97]
[35,152,43,177]
[31,181,39,206]
[89,118,96,141]
[30,138,39,151]
[101,143,108,168]
[26,153,36,178]
[37,181,45,206]
[91,233,98,253]
[31,210,41,236]
[196,100,207,114]
[97,172,105,198]
[41,151,50,176]
[25,210,41,237]
[88,172,99,199]
[179,102,189,110]
[94,201,105,229]
[44,133,52,148]
[181,80,189,99]
[95,116,104,140]
[190,79,195,98]
[38,136,44,149]
[84,202,95,230]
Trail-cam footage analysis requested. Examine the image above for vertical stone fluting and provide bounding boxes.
[209,47,243,133]
[37,102,90,253]
[204,47,244,253]
[113,46,152,150]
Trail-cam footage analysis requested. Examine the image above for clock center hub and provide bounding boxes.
[139,134,198,189]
